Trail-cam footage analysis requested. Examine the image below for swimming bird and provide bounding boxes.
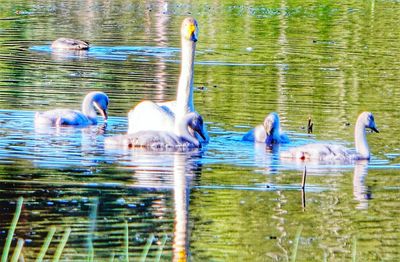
[35,91,109,126]
[127,17,208,143]
[280,112,379,161]
[51,38,90,50]
[242,112,289,145]
[105,112,205,150]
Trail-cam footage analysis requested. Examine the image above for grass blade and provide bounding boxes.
[11,238,24,262]
[36,226,56,262]
[1,196,24,262]
[53,227,71,262]
[290,225,303,262]
[352,235,357,262]
[140,234,154,262]
[109,252,115,262]
[155,234,168,262]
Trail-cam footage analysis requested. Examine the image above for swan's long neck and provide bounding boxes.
[82,94,97,124]
[175,38,195,132]
[355,119,369,159]
[176,114,199,147]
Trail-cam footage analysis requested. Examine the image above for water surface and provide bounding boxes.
[1,0,400,260]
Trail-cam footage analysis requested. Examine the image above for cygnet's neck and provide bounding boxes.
[175,38,196,131]
[271,120,281,142]
[176,114,199,147]
[82,94,98,124]
[355,118,370,159]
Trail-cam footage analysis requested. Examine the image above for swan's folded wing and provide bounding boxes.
[128,101,175,134]
[35,109,88,126]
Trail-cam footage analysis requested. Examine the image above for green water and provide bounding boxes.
[1,0,400,261]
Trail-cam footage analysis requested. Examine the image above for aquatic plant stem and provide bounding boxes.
[53,227,71,262]
[140,234,155,262]
[155,234,168,262]
[36,226,56,262]
[1,196,24,262]
[290,225,303,262]
[301,166,307,208]
[11,238,24,262]
[301,165,307,190]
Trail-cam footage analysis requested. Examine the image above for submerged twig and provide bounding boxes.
[290,225,303,262]
[36,226,56,262]
[2,196,24,262]
[53,227,71,262]
[140,234,155,262]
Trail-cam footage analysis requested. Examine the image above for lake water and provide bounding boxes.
[1,0,400,261]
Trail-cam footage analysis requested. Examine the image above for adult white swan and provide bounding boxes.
[127,17,208,143]
[280,112,379,161]
[51,38,90,50]
[105,112,205,150]
[242,112,289,145]
[35,91,109,126]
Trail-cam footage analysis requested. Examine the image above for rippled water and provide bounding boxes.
[1,0,400,260]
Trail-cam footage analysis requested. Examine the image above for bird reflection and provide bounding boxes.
[33,123,108,168]
[253,142,281,175]
[51,49,89,61]
[172,153,192,261]
[107,147,203,261]
[353,160,371,210]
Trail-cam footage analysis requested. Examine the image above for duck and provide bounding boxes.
[51,38,90,50]
[35,91,109,126]
[242,112,289,145]
[105,112,205,150]
[280,112,379,161]
[127,17,208,143]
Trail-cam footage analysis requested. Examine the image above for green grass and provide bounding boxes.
[1,196,23,262]
[36,226,56,262]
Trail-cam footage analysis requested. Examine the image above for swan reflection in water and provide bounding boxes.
[33,123,107,168]
[253,142,282,176]
[353,160,371,210]
[106,146,203,261]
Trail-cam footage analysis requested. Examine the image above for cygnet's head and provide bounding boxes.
[188,112,206,141]
[89,92,109,121]
[263,112,280,136]
[358,112,379,133]
[181,17,198,42]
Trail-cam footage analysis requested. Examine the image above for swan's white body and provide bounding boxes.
[105,112,205,150]
[51,38,89,50]
[35,91,109,126]
[127,17,208,143]
[280,112,379,161]
[242,112,289,145]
